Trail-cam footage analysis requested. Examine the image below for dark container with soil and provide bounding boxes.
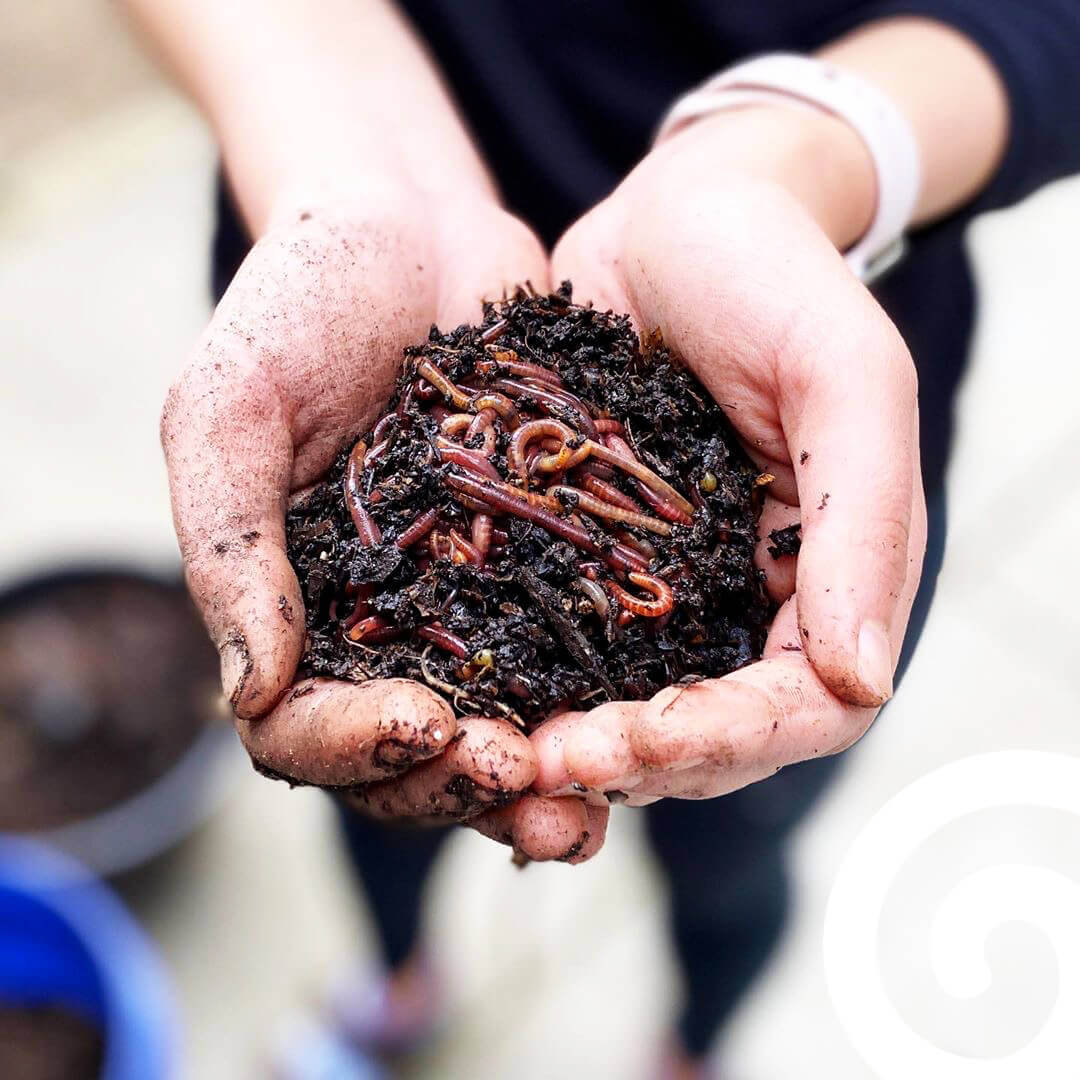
[0,567,227,873]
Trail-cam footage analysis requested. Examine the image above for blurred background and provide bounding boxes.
[1,3,1078,1078]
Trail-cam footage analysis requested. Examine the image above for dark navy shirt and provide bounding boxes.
[214,0,1080,498]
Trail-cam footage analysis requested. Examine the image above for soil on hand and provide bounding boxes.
[286,286,773,734]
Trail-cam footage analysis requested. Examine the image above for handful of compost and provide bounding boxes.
[286,288,775,733]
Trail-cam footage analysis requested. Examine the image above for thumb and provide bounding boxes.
[162,342,303,719]
[782,300,925,707]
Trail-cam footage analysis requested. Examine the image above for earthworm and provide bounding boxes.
[579,474,647,515]
[471,512,493,560]
[365,439,391,466]
[455,492,499,514]
[575,577,610,619]
[532,440,592,475]
[485,478,564,512]
[443,470,647,573]
[466,407,497,454]
[592,436,695,521]
[346,615,402,644]
[370,413,400,444]
[507,419,581,483]
[547,485,672,537]
[479,348,563,385]
[449,528,484,565]
[490,378,597,438]
[418,623,469,659]
[574,460,616,481]
[440,413,473,439]
[344,441,383,545]
[519,379,594,415]
[468,391,521,430]
[510,425,693,517]
[395,508,441,550]
[631,475,695,525]
[593,418,624,435]
[616,530,658,561]
[434,437,501,481]
[479,319,509,345]
[416,358,471,409]
[413,381,443,403]
[429,530,450,561]
[340,599,370,632]
[608,572,675,618]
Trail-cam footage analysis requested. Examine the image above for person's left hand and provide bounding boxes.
[529,105,927,806]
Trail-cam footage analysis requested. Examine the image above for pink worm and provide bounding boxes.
[479,348,563,385]
[443,470,647,574]
[344,441,383,545]
[417,623,469,658]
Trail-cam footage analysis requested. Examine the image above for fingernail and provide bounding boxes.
[219,633,251,708]
[856,620,894,704]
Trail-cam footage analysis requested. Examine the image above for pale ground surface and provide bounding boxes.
[2,6,1078,1078]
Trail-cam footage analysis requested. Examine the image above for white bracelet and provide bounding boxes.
[653,54,922,284]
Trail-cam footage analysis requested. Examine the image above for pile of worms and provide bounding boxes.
[286,287,774,732]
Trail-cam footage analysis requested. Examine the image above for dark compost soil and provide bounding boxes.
[0,571,220,831]
[0,1003,105,1080]
[286,287,775,734]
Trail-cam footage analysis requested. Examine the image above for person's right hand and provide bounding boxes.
[162,179,607,863]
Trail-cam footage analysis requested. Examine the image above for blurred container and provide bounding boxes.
[0,566,235,875]
[0,837,178,1079]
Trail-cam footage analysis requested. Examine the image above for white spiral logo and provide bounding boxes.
[824,750,1080,1079]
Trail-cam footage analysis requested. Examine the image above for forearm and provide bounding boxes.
[123,0,495,233]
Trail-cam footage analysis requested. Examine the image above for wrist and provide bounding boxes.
[644,103,876,250]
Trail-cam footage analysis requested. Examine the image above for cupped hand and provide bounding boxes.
[162,181,606,862]
[532,109,927,804]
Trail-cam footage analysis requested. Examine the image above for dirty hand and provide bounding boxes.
[162,185,606,862]
[533,104,927,804]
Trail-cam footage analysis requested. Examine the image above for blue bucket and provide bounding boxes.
[0,838,178,1079]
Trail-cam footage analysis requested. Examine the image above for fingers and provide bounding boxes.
[344,716,537,820]
[790,373,924,708]
[537,491,925,801]
[237,677,456,786]
[470,796,609,864]
[530,706,643,796]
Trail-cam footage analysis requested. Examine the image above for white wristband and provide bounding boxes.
[654,54,922,283]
